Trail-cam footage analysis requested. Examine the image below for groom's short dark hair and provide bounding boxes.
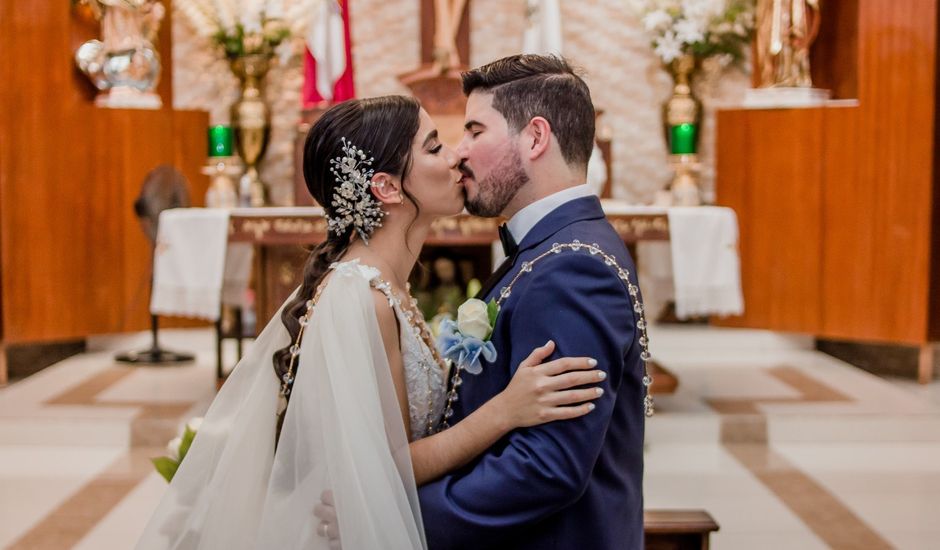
[461,54,595,168]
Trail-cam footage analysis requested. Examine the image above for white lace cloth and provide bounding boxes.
[150,208,253,320]
[617,203,744,319]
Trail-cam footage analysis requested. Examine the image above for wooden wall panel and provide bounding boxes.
[716,108,824,333]
[810,0,859,99]
[714,110,749,329]
[0,2,208,344]
[932,0,940,342]
[719,0,939,346]
[852,0,936,344]
[0,0,12,351]
[818,106,871,339]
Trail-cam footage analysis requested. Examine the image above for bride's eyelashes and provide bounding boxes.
[429,144,443,154]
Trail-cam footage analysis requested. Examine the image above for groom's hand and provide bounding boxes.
[314,490,341,548]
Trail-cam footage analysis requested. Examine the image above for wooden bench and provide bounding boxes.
[645,510,719,550]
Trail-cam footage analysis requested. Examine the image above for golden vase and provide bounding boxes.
[230,54,273,207]
[662,54,703,206]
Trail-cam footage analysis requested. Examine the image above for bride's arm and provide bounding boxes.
[372,291,413,442]
[371,292,604,487]
[408,341,603,486]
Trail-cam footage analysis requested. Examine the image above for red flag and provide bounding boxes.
[303,0,355,107]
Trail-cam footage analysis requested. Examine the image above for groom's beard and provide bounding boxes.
[464,148,529,218]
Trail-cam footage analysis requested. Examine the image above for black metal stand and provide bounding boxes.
[115,314,194,365]
[215,307,245,383]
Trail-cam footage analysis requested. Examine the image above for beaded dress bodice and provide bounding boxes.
[387,290,447,440]
[341,261,447,440]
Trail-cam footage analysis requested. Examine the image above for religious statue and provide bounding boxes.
[432,0,468,73]
[75,0,165,108]
[402,0,468,84]
[755,0,822,88]
[399,0,471,146]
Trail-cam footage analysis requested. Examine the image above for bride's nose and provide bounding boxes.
[442,145,459,168]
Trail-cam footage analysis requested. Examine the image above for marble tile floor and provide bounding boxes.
[1,325,938,549]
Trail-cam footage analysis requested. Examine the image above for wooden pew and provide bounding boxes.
[645,510,719,550]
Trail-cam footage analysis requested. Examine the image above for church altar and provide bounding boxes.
[224,203,670,246]
[150,202,743,336]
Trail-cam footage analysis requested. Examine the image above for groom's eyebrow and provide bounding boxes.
[464,120,484,131]
[423,130,439,148]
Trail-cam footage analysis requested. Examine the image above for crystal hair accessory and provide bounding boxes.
[327,137,385,244]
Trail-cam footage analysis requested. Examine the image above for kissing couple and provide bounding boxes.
[138,53,651,550]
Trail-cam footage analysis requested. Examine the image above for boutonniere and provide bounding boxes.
[436,298,499,374]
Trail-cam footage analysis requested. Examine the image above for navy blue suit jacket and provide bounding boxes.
[418,196,645,549]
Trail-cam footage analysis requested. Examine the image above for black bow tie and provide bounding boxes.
[498,224,518,257]
[476,225,519,300]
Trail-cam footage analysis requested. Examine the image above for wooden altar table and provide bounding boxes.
[220,204,678,393]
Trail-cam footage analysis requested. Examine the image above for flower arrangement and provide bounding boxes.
[175,0,320,60]
[631,0,755,67]
[436,298,499,375]
[152,417,202,482]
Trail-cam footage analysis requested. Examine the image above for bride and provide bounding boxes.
[137,96,604,549]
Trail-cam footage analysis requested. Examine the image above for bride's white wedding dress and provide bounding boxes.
[137,260,445,550]
[373,270,448,441]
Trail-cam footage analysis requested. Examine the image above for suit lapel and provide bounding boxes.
[514,195,606,254]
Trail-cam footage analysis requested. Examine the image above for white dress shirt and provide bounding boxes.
[506,183,594,243]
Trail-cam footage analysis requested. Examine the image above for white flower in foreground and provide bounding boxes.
[186,417,204,432]
[166,437,182,458]
[457,299,492,340]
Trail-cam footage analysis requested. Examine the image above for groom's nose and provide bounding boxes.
[456,134,471,160]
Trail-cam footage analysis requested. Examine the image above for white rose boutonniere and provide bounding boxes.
[456,299,492,339]
[436,298,499,375]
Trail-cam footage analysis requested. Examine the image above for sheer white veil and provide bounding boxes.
[136,261,426,549]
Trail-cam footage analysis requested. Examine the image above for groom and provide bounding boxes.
[418,54,647,549]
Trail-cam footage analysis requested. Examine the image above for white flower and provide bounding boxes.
[642,9,672,32]
[674,17,704,45]
[212,0,236,33]
[713,21,733,35]
[266,0,286,18]
[654,31,683,63]
[186,417,203,432]
[240,0,263,34]
[457,299,492,340]
[166,436,182,458]
[683,0,723,22]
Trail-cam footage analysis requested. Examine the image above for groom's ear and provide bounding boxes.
[522,116,552,161]
[369,173,404,205]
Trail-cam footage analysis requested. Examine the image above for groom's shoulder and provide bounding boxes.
[514,216,637,296]
[544,215,631,259]
[520,223,632,292]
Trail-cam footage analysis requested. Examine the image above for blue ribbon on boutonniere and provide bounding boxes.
[435,298,499,375]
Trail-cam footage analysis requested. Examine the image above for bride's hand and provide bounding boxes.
[495,340,606,429]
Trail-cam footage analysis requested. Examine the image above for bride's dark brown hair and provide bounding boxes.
[273,96,422,436]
